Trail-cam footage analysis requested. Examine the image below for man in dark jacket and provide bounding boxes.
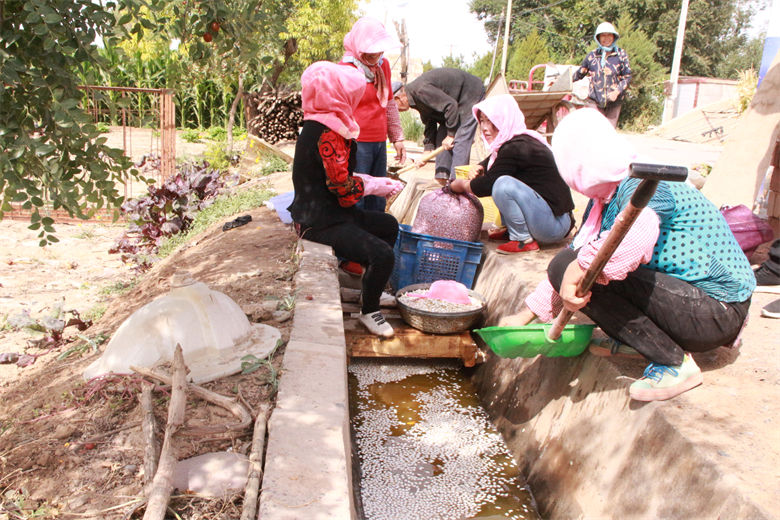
[393,68,485,180]
[572,22,631,128]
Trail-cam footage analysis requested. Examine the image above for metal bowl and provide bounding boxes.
[396,283,486,334]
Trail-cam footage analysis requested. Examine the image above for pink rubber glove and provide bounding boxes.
[354,175,403,198]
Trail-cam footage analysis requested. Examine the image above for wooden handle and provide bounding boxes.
[546,179,661,341]
[396,146,446,175]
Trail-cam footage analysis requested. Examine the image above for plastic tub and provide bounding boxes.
[474,323,596,358]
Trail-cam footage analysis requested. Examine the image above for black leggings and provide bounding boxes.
[547,248,750,365]
[302,211,398,314]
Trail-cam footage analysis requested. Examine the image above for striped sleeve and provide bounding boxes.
[386,98,404,143]
[576,207,660,284]
[524,279,563,323]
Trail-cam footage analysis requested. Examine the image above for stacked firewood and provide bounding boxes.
[245,90,303,143]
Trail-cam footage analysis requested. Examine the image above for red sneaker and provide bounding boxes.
[487,227,509,241]
[340,261,364,276]
[496,240,539,254]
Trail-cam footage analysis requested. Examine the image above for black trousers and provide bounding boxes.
[547,248,750,365]
[303,211,398,314]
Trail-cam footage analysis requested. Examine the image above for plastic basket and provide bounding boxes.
[390,224,484,292]
[454,166,502,227]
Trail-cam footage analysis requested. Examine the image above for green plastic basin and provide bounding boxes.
[474,324,596,358]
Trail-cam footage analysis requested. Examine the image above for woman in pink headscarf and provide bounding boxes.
[339,16,406,221]
[499,109,754,402]
[449,94,574,254]
[288,62,403,338]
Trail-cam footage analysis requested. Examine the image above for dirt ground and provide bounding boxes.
[0,179,298,517]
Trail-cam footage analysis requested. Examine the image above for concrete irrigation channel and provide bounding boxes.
[255,233,777,520]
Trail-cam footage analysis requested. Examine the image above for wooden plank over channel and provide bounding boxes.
[344,313,478,367]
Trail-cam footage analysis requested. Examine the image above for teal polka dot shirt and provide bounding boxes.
[582,178,756,302]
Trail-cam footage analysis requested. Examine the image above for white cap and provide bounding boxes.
[595,22,619,38]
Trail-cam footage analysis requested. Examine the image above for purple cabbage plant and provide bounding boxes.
[110,160,228,269]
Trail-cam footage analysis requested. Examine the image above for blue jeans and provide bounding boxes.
[492,176,571,244]
[354,141,388,212]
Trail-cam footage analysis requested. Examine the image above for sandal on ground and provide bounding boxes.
[222,215,252,231]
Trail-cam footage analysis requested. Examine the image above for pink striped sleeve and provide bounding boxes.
[524,279,563,323]
[576,207,660,285]
[386,98,405,143]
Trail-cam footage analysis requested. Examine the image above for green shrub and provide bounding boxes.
[204,141,231,171]
[207,126,228,141]
[96,122,110,133]
[400,111,424,146]
[182,128,202,143]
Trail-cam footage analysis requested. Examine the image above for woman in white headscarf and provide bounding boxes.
[450,94,574,254]
[572,22,631,128]
[498,109,754,402]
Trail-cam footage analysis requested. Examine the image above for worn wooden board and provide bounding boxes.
[344,308,478,367]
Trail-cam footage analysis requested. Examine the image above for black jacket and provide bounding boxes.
[405,68,485,150]
[470,135,574,217]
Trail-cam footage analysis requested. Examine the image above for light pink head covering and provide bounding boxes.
[342,16,401,108]
[472,94,550,169]
[551,107,637,248]
[301,61,366,140]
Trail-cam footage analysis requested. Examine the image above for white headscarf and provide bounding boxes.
[552,108,637,248]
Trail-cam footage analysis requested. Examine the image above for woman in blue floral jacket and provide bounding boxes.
[572,22,631,127]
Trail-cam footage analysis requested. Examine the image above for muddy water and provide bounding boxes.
[348,359,540,520]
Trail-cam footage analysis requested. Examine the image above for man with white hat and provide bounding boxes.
[572,22,632,127]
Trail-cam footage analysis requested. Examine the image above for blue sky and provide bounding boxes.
[358,0,494,66]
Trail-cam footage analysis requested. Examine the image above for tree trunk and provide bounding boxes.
[269,38,298,90]
[227,75,244,154]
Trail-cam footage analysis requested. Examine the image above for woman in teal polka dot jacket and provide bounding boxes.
[499,109,756,402]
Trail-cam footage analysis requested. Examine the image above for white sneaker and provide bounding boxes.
[358,311,394,338]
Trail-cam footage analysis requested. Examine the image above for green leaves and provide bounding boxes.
[1,0,142,245]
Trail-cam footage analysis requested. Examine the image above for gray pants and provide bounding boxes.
[434,109,482,180]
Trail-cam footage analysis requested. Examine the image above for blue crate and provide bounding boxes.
[390,224,484,292]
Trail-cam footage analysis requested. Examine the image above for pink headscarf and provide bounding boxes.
[342,17,401,108]
[472,94,550,169]
[551,108,637,249]
[301,61,366,140]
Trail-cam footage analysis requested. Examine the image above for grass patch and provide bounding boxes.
[83,303,108,323]
[158,187,275,257]
[258,152,290,176]
[73,228,97,240]
[99,279,139,296]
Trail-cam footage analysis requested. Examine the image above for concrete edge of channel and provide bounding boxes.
[260,239,356,520]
